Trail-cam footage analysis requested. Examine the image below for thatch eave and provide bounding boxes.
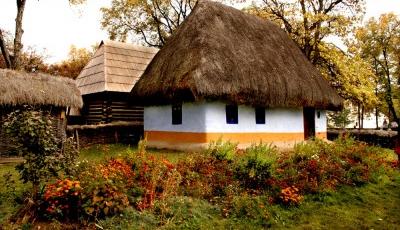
[0,69,83,108]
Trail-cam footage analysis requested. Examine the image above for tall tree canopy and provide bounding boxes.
[101,0,197,47]
[351,13,400,122]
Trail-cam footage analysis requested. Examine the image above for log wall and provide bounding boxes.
[67,122,143,148]
[82,92,143,125]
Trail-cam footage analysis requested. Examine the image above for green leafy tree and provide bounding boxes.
[351,13,400,124]
[328,108,352,128]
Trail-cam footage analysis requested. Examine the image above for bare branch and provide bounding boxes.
[0,29,12,68]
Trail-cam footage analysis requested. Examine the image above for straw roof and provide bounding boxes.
[131,1,343,110]
[76,40,159,95]
[0,69,83,108]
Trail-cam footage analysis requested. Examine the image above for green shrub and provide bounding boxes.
[3,108,78,198]
[234,143,278,190]
[205,138,238,161]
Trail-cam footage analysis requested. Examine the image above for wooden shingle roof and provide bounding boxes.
[76,40,158,95]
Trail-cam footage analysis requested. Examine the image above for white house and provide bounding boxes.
[131,1,343,150]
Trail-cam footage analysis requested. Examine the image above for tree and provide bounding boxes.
[101,0,197,47]
[328,107,352,128]
[246,0,377,109]
[246,0,364,64]
[351,14,400,124]
[0,0,85,70]
[47,45,93,79]
[0,0,26,69]
[0,32,50,73]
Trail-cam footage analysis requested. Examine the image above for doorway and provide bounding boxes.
[303,107,315,140]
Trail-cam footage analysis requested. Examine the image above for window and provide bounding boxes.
[317,111,321,119]
[255,107,265,124]
[172,104,182,125]
[226,105,238,124]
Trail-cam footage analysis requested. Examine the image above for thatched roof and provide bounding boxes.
[76,40,158,95]
[131,1,343,110]
[0,69,83,108]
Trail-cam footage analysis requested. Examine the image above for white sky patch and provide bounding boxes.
[0,0,399,63]
[0,0,111,63]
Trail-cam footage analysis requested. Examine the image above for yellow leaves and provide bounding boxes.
[320,44,378,108]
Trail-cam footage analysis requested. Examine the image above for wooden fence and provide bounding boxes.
[327,129,397,149]
[67,121,143,149]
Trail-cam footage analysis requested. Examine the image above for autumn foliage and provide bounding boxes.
[34,137,398,223]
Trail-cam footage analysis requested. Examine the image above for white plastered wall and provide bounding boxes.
[144,102,207,132]
[144,101,304,133]
[315,110,327,133]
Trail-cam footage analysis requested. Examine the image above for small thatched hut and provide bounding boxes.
[0,69,83,154]
[75,40,158,124]
[131,1,343,150]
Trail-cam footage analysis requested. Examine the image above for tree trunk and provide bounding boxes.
[361,106,364,129]
[375,107,379,129]
[0,29,12,68]
[357,103,361,130]
[12,0,27,70]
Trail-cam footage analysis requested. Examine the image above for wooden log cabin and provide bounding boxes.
[75,40,158,124]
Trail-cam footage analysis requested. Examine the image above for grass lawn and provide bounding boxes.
[79,143,187,163]
[0,163,28,224]
[269,177,400,229]
[1,143,399,229]
[98,177,400,229]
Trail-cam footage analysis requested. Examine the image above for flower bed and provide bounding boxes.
[27,137,399,226]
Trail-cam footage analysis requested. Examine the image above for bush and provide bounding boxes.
[3,108,78,197]
[39,178,82,220]
[205,138,237,161]
[267,137,397,201]
[82,182,130,218]
[234,143,278,190]
[176,153,236,199]
[130,155,181,210]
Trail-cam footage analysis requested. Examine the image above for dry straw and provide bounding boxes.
[132,1,343,110]
[0,69,83,108]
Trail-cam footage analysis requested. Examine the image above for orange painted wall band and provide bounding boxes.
[144,131,324,144]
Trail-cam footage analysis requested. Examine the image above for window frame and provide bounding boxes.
[172,104,182,125]
[255,107,266,124]
[226,104,238,124]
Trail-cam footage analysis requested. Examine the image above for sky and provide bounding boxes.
[0,0,399,64]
